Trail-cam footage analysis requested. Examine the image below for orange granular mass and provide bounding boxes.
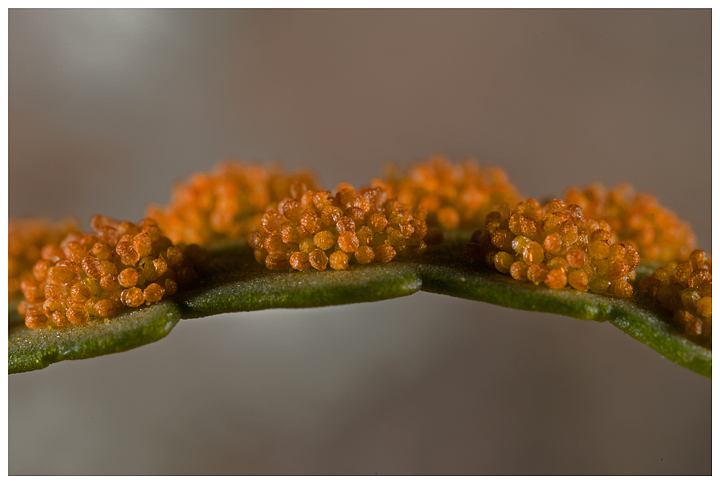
[379,155,523,231]
[17,216,206,330]
[248,184,435,272]
[639,249,711,338]
[565,183,696,263]
[466,197,640,299]
[9,218,79,300]
[146,160,319,246]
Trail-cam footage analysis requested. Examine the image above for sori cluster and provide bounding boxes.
[9,156,709,337]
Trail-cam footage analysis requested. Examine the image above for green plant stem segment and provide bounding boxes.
[8,231,711,377]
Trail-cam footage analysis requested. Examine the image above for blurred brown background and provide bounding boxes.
[8,9,711,475]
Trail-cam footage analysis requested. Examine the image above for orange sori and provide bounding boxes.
[565,183,696,263]
[379,155,523,231]
[465,198,640,298]
[146,160,319,246]
[248,183,440,271]
[9,217,78,300]
[18,215,206,329]
[639,249,711,338]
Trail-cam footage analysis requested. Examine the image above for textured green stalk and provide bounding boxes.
[9,301,181,374]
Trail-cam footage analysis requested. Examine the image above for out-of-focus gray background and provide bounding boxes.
[8,9,711,475]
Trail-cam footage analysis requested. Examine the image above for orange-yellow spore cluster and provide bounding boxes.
[639,249,711,338]
[9,218,78,300]
[248,184,435,271]
[146,160,318,246]
[382,156,523,230]
[17,216,206,329]
[464,198,641,298]
[565,183,696,263]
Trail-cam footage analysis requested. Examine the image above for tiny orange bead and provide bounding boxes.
[527,264,549,285]
[338,233,360,253]
[491,230,514,252]
[121,287,145,307]
[522,241,544,265]
[165,246,184,269]
[100,274,120,291]
[494,251,514,274]
[300,212,322,235]
[82,256,104,280]
[588,276,610,294]
[134,233,153,258]
[70,282,92,303]
[321,205,344,227]
[66,305,90,325]
[95,299,117,317]
[374,244,397,263]
[588,240,610,260]
[610,280,633,299]
[281,199,304,222]
[298,238,316,253]
[336,216,356,234]
[329,251,349,270]
[355,246,375,264]
[48,266,76,285]
[567,269,589,291]
[510,261,529,281]
[264,234,287,255]
[308,249,329,271]
[261,211,285,234]
[696,297,712,318]
[289,251,311,271]
[566,248,588,269]
[265,255,289,271]
[313,231,336,251]
[164,279,179,297]
[248,231,265,250]
[544,269,567,289]
[280,223,301,244]
[119,268,140,288]
[367,213,388,233]
[143,283,165,304]
[26,312,48,329]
